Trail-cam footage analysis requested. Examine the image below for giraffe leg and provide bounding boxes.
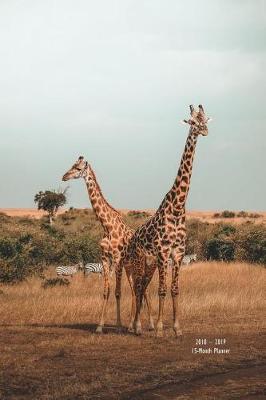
[143,263,157,331]
[156,258,168,337]
[115,261,123,329]
[133,274,144,335]
[171,251,183,339]
[96,256,110,334]
[126,272,136,332]
[144,289,155,331]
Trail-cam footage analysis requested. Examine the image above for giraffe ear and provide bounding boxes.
[85,161,88,168]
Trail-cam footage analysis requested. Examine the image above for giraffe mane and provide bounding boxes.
[89,164,122,216]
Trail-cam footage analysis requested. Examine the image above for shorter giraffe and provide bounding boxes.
[122,105,211,337]
[62,157,154,332]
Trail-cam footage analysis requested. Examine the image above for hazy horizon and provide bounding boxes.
[0,1,265,211]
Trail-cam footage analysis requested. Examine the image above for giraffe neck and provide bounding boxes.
[84,165,122,231]
[159,129,198,216]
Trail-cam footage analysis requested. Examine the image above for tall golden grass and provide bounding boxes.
[1,262,265,335]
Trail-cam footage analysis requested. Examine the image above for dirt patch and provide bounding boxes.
[0,327,265,400]
[123,362,266,400]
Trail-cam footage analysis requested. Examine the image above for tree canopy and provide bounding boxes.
[34,189,67,224]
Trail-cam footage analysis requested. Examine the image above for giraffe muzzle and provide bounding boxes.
[62,174,69,181]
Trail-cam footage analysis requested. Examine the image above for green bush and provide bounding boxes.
[238,226,266,264]
[220,210,236,218]
[206,238,235,261]
[0,258,33,284]
[60,235,100,264]
[217,224,236,236]
[249,213,261,219]
[187,221,238,262]
[237,211,248,218]
[0,237,21,259]
[0,210,265,284]
[127,210,151,219]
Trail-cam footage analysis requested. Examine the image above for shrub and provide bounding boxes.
[18,234,33,244]
[186,219,211,260]
[40,224,65,239]
[206,238,235,261]
[42,277,70,289]
[213,212,220,218]
[60,235,100,264]
[127,210,151,219]
[237,211,248,218]
[61,212,76,222]
[220,210,235,218]
[0,237,22,259]
[217,224,236,236]
[239,226,266,264]
[19,217,35,226]
[0,258,29,283]
[249,213,261,219]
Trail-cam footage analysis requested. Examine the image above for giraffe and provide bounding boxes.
[123,105,210,337]
[62,157,154,333]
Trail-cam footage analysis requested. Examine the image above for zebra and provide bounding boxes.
[56,262,83,277]
[84,263,103,277]
[168,254,197,268]
[182,254,197,266]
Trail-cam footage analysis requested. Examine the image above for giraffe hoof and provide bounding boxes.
[148,324,155,331]
[156,329,164,338]
[128,325,134,333]
[174,329,183,340]
[135,326,142,336]
[95,325,103,334]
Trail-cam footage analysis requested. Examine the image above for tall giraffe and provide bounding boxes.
[62,157,154,333]
[123,105,210,337]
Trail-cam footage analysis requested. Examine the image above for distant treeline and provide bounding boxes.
[0,209,265,283]
[213,210,262,219]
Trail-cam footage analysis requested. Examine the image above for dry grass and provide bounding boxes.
[1,262,266,400]
[1,262,265,334]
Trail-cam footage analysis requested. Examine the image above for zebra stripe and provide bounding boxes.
[182,254,197,266]
[56,262,83,277]
[168,254,197,267]
[84,263,103,276]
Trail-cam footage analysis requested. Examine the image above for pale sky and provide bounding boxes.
[0,0,265,211]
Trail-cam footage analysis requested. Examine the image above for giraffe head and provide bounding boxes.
[62,156,89,181]
[183,104,210,136]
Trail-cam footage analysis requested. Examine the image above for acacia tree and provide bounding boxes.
[34,189,67,225]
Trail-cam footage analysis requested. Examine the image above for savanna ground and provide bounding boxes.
[0,261,265,400]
